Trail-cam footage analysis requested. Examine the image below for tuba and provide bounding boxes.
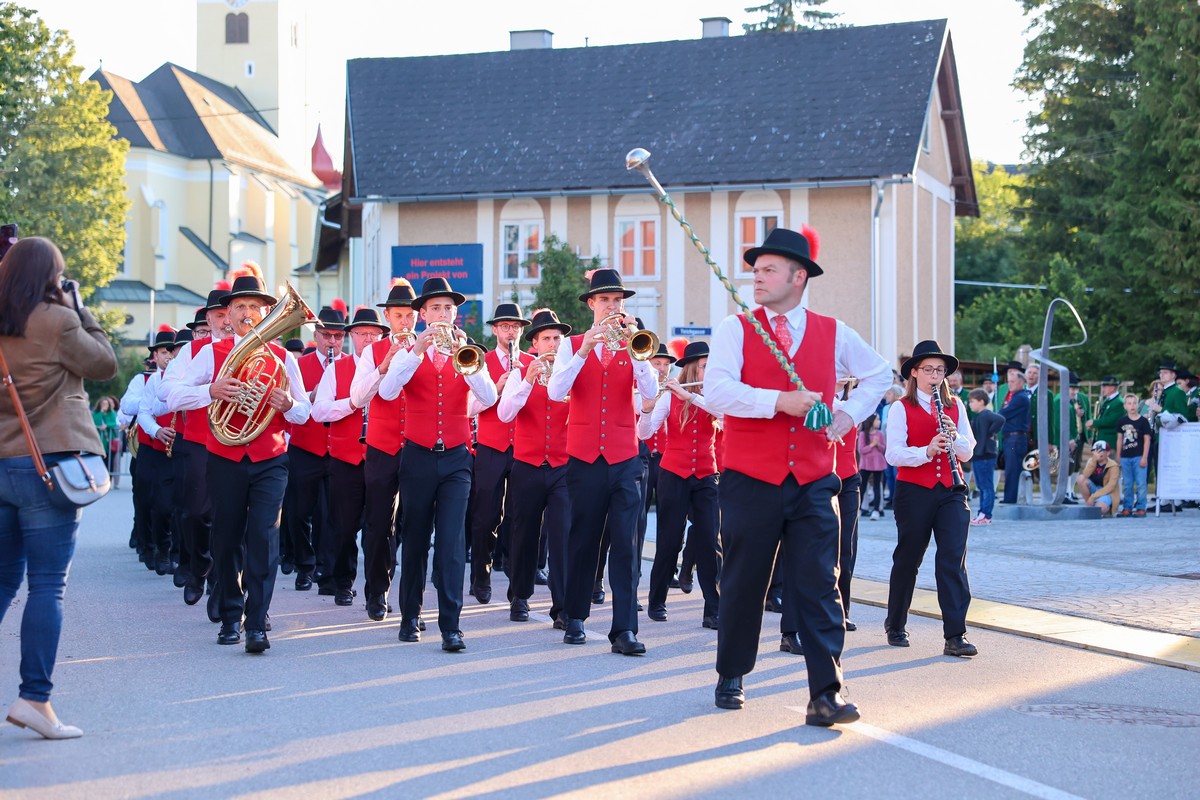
[208,283,318,447]
[594,313,659,361]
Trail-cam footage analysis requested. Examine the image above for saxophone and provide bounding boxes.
[208,283,317,446]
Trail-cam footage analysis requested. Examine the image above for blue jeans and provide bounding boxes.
[974,457,997,518]
[0,456,81,703]
[1120,456,1147,511]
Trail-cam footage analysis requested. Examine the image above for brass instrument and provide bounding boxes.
[126,424,139,459]
[393,329,416,349]
[1022,445,1059,474]
[429,321,486,376]
[534,352,556,387]
[594,313,659,361]
[931,385,968,492]
[656,378,702,398]
[208,283,318,447]
[164,411,178,458]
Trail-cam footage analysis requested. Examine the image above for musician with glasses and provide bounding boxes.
[704,227,890,726]
[547,269,659,655]
[883,340,977,658]
[377,278,497,652]
[467,304,531,605]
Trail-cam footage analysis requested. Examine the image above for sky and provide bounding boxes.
[26,0,1035,167]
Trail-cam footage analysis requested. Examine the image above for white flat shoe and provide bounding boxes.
[6,698,83,740]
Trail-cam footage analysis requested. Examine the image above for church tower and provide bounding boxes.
[195,0,308,170]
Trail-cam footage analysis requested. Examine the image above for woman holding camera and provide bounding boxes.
[0,237,118,739]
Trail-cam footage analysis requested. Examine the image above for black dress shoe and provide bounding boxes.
[398,620,420,642]
[416,615,425,631]
[295,574,313,591]
[510,599,530,622]
[334,590,355,606]
[280,560,294,576]
[473,584,492,605]
[366,594,388,621]
[534,568,549,586]
[647,605,667,622]
[610,631,646,656]
[886,628,910,647]
[553,615,567,630]
[715,676,744,710]
[207,591,221,624]
[173,571,188,588]
[563,619,586,645]
[669,576,681,589]
[702,615,719,630]
[155,558,171,576]
[944,635,979,657]
[317,583,337,596]
[765,594,783,613]
[217,623,242,645]
[245,629,270,654]
[845,619,858,632]
[679,573,694,594]
[441,631,466,652]
[591,584,605,604]
[805,690,860,727]
[183,582,203,606]
[780,632,804,655]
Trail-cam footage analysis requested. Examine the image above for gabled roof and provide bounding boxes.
[92,64,322,189]
[346,19,975,213]
[95,280,208,306]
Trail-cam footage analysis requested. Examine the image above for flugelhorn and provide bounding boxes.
[208,283,318,447]
[594,313,659,361]
[393,328,416,348]
[534,352,555,387]
[429,321,486,376]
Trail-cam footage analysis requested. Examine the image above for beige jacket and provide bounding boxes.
[0,302,119,458]
[1079,455,1121,507]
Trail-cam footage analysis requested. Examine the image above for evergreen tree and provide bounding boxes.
[743,0,841,33]
[0,5,130,303]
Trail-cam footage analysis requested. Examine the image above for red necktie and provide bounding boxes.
[434,350,447,372]
[600,344,614,370]
[772,314,793,354]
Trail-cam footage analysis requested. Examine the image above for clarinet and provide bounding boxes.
[931,384,968,492]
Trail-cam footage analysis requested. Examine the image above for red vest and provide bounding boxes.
[288,351,332,456]
[564,335,639,464]
[897,396,960,489]
[513,380,570,468]
[723,309,837,486]
[475,349,529,452]
[646,426,668,456]
[403,351,471,449]
[835,419,859,480]
[364,337,407,455]
[661,394,718,479]
[182,337,213,445]
[328,356,366,465]
[206,337,289,463]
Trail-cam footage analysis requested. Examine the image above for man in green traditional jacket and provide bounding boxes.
[1148,361,1192,428]
[1088,376,1124,450]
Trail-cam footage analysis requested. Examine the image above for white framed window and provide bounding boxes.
[502,221,542,282]
[735,212,779,276]
[614,217,659,280]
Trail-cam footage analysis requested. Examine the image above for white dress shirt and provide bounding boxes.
[136,370,171,438]
[349,339,395,410]
[311,353,357,424]
[118,372,146,427]
[884,390,975,467]
[703,305,892,425]
[497,371,538,424]
[170,335,312,425]
[377,348,497,409]
[471,348,520,418]
[637,390,716,440]
[546,336,658,403]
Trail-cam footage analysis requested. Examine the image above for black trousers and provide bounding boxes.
[716,470,844,700]
[174,439,213,588]
[362,445,402,600]
[171,440,195,580]
[886,481,972,638]
[398,443,472,633]
[468,443,514,587]
[648,471,720,618]
[596,447,650,587]
[566,455,644,640]
[326,458,366,592]
[136,447,173,560]
[206,452,287,631]
[836,472,861,622]
[506,461,569,620]
[282,446,329,578]
[1002,432,1025,503]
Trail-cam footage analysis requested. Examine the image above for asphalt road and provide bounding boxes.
[1,488,1198,799]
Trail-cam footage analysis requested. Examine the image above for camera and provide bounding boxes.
[0,223,17,260]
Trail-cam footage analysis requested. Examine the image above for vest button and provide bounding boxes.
[789,427,796,433]
[788,460,795,466]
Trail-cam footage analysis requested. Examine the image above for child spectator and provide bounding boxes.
[967,389,1004,525]
[1117,393,1152,517]
[857,414,887,519]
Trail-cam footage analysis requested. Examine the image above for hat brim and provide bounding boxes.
[651,353,678,364]
[147,342,173,353]
[525,322,572,342]
[486,316,532,326]
[743,246,824,277]
[345,321,390,333]
[676,354,707,367]
[315,322,347,332]
[411,290,466,311]
[579,286,636,303]
[221,290,278,306]
[376,300,414,308]
[900,353,959,381]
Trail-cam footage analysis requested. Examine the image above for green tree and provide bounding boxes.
[527,233,600,336]
[955,161,1023,311]
[743,0,841,33]
[0,5,130,303]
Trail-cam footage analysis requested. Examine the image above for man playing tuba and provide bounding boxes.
[174,265,315,654]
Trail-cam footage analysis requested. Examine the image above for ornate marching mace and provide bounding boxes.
[624,148,836,436]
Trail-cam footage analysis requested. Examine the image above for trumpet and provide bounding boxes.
[393,328,416,348]
[429,321,486,376]
[594,313,659,361]
[533,352,556,387]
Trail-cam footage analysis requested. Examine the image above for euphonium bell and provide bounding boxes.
[594,313,659,362]
[428,321,486,376]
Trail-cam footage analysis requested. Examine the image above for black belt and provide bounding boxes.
[405,440,464,454]
[1003,431,1025,438]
